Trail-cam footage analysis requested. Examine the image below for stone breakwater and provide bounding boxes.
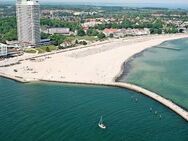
[39,79,188,122]
[111,82,188,122]
[33,78,188,122]
[1,67,188,122]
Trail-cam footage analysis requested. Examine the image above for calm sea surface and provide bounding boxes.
[0,77,188,141]
[119,38,188,110]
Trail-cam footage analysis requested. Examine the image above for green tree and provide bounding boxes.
[40,18,81,31]
[78,40,87,45]
[3,29,17,41]
[0,17,17,42]
[121,20,132,28]
[46,46,51,52]
[109,33,114,38]
[77,29,85,36]
[50,34,66,46]
[97,32,106,40]
[96,24,106,30]
[150,28,162,34]
[87,29,99,36]
[41,32,50,39]
[75,39,79,44]
[152,20,163,29]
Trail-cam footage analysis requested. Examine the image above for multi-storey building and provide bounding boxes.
[16,0,40,46]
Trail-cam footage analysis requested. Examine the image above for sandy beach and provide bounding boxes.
[1,34,188,83]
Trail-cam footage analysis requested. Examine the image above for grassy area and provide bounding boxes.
[35,48,46,54]
[24,49,37,54]
[24,45,58,54]
[24,36,98,54]
[66,36,98,42]
[36,45,58,53]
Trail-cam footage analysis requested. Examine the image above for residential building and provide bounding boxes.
[0,43,8,57]
[103,28,118,36]
[103,28,150,38]
[16,0,40,46]
[45,28,71,35]
[82,21,102,28]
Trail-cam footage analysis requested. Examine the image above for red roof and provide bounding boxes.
[103,28,118,33]
[82,26,89,31]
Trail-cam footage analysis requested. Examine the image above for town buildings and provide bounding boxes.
[43,28,71,35]
[103,28,150,38]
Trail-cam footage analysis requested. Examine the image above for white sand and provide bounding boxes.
[1,34,188,83]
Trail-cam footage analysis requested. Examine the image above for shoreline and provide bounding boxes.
[0,34,188,122]
[2,76,188,121]
[0,72,29,83]
[115,36,188,82]
[115,49,147,82]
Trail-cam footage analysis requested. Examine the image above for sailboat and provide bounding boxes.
[98,116,106,129]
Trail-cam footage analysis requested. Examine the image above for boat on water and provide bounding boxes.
[98,116,106,129]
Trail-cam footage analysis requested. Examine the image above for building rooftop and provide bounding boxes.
[17,0,39,5]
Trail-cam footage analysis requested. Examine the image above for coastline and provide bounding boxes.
[116,37,186,81]
[0,34,188,122]
[0,72,29,83]
[114,49,147,82]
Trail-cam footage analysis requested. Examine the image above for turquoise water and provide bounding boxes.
[119,38,188,110]
[0,77,188,141]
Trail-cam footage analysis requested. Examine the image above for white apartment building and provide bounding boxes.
[16,0,40,46]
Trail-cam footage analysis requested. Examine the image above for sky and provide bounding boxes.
[1,0,188,8]
[1,0,188,4]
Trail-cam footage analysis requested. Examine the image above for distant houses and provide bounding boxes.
[103,28,150,38]
[103,28,118,37]
[82,21,102,28]
[60,41,74,48]
[42,28,73,35]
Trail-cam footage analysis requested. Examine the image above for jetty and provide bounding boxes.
[155,46,181,51]
[110,82,188,122]
[37,79,188,122]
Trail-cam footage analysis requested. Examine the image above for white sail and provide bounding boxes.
[98,116,106,129]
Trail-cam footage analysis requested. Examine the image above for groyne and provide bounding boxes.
[0,73,188,122]
[37,79,188,122]
[155,46,181,51]
[111,82,188,122]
